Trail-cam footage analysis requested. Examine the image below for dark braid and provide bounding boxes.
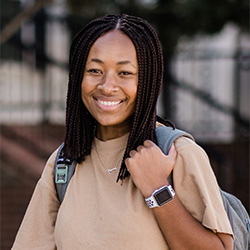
[63,14,173,181]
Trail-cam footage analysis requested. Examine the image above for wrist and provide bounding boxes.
[145,184,175,208]
[142,179,169,198]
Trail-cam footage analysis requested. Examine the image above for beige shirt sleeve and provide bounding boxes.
[173,137,233,235]
[11,150,60,250]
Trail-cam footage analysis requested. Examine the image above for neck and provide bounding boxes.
[96,122,132,141]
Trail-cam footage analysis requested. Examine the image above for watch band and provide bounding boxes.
[145,185,175,208]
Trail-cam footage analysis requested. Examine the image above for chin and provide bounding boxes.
[97,117,129,127]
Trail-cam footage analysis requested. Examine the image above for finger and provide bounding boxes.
[143,140,155,147]
[124,158,131,171]
[168,144,177,158]
[136,145,144,152]
[169,144,175,153]
[129,150,137,157]
[124,157,130,167]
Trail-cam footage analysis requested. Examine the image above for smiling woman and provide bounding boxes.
[11,14,234,250]
[81,30,138,140]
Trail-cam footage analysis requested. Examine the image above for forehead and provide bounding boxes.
[94,30,132,46]
[87,30,137,61]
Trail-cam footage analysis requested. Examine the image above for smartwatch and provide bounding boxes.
[145,185,175,208]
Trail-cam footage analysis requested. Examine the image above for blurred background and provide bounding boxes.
[0,0,249,249]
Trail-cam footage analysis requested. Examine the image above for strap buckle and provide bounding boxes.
[55,162,68,184]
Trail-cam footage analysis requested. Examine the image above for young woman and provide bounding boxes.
[12,14,233,250]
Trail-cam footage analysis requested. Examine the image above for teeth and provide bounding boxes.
[98,100,121,106]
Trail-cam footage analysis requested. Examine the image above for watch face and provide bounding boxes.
[154,187,172,206]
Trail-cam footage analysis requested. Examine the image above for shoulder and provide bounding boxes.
[155,122,209,163]
[39,146,61,189]
[173,137,233,235]
[173,135,217,190]
[174,136,210,164]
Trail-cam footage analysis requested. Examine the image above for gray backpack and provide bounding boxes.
[54,126,250,250]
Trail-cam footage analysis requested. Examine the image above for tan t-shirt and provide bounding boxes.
[12,133,233,250]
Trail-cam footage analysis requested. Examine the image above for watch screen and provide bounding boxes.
[155,188,172,205]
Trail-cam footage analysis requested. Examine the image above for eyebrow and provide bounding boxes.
[88,58,137,68]
[88,58,103,64]
[117,60,137,69]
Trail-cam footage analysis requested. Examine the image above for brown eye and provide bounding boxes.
[119,71,132,76]
[87,69,102,75]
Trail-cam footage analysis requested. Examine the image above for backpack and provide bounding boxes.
[54,126,250,250]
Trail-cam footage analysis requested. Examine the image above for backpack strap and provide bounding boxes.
[54,143,77,203]
[156,126,194,185]
[157,126,250,249]
[220,190,250,249]
[54,127,194,204]
[156,126,194,155]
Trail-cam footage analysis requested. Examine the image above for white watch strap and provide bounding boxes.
[145,185,175,208]
[145,194,158,208]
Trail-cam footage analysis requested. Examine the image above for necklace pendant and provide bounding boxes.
[106,166,118,174]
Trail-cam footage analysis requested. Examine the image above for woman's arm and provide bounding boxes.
[125,140,233,250]
[11,152,59,250]
[153,193,233,250]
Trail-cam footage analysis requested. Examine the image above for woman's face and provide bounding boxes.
[81,30,138,137]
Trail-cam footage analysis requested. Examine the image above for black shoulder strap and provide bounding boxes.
[54,143,77,203]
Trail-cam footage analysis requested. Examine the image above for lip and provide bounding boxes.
[94,97,124,111]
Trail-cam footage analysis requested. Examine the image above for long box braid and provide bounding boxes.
[63,14,174,182]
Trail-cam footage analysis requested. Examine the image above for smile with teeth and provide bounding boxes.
[96,99,123,106]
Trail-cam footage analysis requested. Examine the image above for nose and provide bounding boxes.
[97,72,118,94]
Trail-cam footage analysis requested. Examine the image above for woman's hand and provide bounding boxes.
[125,140,177,197]
[125,140,234,250]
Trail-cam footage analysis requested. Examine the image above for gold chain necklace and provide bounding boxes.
[94,140,124,174]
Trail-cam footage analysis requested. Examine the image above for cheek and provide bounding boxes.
[81,74,98,95]
[81,83,85,100]
[129,82,138,112]
[81,74,93,95]
[81,80,90,106]
[128,83,138,103]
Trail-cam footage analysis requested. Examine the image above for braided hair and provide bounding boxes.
[64,14,174,181]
